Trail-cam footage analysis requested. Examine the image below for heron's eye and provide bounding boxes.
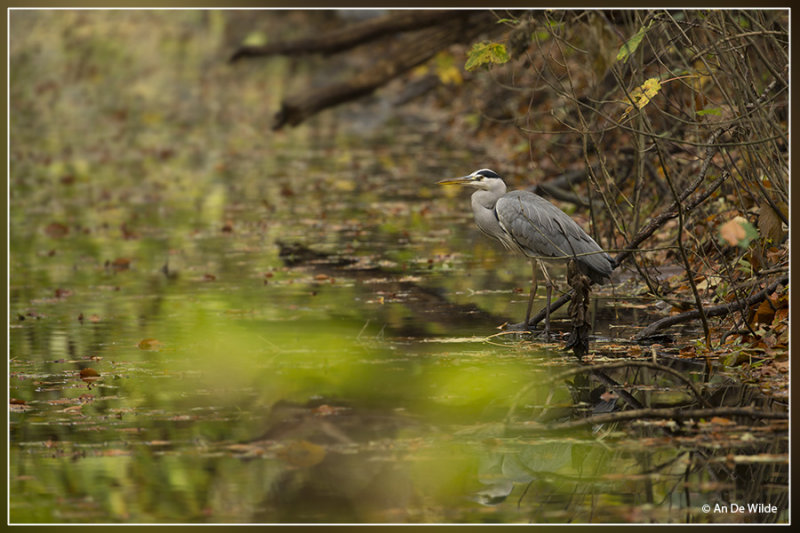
[475,169,499,179]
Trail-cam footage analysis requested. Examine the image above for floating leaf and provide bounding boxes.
[242,30,268,47]
[138,338,162,351]
[709,416,735,426]
[45,222,69,238]
[616,21,654,62]
[109,257,131,271]
[465,42,510,71]
[719,218,746,245]
[79,368,100,385]
[434,52,463,85]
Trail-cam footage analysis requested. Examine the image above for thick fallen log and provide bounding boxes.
[269,11,496,129]
[229,10,456,61]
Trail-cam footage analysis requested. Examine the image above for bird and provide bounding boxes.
[437,168,613,336]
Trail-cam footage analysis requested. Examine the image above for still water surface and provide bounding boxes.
[10,124,788,523]
[9,10,787,524]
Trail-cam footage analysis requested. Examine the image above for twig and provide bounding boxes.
[650,123,712,349]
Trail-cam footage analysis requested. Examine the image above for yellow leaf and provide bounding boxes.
[465,42,510,71]
[621,77,662,118]
[434,52,463,85]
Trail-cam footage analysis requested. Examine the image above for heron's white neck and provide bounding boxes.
[470,180,507,210]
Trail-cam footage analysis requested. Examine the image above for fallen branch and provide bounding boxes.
[511,406,787,432]
[262,11,496,129]
[634,274,788,341]
[229,10,456,62]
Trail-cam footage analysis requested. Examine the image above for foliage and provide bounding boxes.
[464,41,510,71]
[453,9,788,365]
[615,20,654,62]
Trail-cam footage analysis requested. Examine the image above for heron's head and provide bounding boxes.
[437,169,505,191]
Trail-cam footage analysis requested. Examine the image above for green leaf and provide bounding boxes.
[616,21,653,62]
[465,42,510,71]
[696,107,722,117]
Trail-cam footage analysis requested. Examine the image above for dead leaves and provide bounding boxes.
[45,222,69,239]
[137,338,162,351]
[757,201,788,244]
[750,289,788,329]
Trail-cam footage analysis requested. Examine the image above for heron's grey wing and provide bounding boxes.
[496,191,613,282]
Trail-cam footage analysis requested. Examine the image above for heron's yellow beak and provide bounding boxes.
[437,175,474,185]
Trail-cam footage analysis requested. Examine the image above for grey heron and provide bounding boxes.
[438,168,613,336]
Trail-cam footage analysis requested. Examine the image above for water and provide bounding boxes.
[9,10,788,524]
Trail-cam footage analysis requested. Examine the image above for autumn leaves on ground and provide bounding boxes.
[457,11,789,396]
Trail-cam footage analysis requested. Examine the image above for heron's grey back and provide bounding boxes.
[495,191,613,283]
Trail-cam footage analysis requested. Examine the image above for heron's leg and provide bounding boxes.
[538,260,554,338]
[524,259,538,329]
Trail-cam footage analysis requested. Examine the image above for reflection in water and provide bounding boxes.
[9,10,787,524]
